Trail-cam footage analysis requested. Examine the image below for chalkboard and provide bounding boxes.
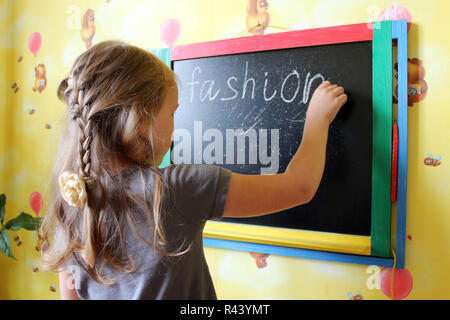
[172,41,373,236]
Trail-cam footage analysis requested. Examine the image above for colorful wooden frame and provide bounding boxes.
[154,20,408,268]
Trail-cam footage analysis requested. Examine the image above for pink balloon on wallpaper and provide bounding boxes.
[28,32,42,57]
[380,267,413,300]
[378,3,412,32]
[30,191,42,216]
[160,18,181,47]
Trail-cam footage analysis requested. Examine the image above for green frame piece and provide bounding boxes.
[371,21,392,257]
[151,48,172,169]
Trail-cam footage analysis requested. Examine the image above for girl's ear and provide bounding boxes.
[137,119,152,137]
[57,77,70,101]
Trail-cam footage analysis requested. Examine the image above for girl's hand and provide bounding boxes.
[306,80,348,127]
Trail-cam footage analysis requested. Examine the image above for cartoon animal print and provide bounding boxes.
[36,230,48,252]
[394,58,428,107]
[347,291,363,300]
[246,0,270,35]
[249,252,270,268]
[13,235,22,246]
[32,64,47,93]
[81,9,96,49]
[424,154,441,167]
[11,82,19,93]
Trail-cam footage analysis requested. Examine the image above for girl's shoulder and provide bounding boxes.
[124,163,231,200]
[157,163,231,186]
[128,163,228,180]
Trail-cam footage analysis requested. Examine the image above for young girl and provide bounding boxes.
[39,40,347,300]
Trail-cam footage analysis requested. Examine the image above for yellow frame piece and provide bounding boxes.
[204,221,371,255]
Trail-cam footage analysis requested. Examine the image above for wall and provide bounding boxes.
[0,0,448,300]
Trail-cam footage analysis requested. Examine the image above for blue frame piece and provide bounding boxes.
[392,19,408,269]
[204,238,395,267]
[202,20,408,269]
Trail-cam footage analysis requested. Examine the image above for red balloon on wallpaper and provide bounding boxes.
[29,32,42,57]
[160,18,181,47]
[380,267,413,300]
[30,191,42,216]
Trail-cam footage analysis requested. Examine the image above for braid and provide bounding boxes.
[75,94,93,184]
[67,76,83,120]
[67,78,94,188]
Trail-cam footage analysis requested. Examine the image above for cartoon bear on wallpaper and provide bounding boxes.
[246,0,270,35]
[394,58,428,107]
[32,64,47,93]
[81,9,96,49]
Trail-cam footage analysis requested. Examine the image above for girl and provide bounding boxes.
[39,40,347,300]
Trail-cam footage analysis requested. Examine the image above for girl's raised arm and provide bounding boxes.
[223,81,347,218]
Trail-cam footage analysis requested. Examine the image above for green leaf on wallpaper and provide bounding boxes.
[0,193,6,225]
[4,212,42,231]
[0,229,15,260]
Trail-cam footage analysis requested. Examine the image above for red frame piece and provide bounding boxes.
[171,22,373,61]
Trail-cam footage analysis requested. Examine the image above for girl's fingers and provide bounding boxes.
[336,93,348,105]
[326,84,338,91]
[319,80,332,88]
[331,86,345,96]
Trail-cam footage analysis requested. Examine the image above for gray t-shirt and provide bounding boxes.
[68,164,232,300]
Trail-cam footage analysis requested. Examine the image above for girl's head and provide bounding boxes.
[60,40,177,170]
[39,40,183,285]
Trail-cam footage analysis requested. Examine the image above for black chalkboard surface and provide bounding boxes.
[172,41,373,236]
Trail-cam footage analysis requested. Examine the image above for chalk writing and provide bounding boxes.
[186,61,324,105]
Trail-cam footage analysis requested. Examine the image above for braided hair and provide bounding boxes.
[67,79,94,183]
[64,76,97,268]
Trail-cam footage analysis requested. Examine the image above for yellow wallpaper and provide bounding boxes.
[0,0,448,300]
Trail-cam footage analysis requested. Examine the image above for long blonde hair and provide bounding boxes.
[39,40,185,285]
